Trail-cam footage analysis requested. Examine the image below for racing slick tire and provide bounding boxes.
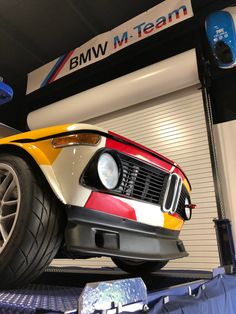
[0,153,64,288]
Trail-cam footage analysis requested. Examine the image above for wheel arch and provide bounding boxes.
[0,143,66,204]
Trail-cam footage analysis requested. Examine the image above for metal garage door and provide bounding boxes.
[83,85,220,271]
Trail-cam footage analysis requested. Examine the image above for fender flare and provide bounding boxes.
[0,143,66,204]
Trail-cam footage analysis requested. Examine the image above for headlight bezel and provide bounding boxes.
[80,149,123,192]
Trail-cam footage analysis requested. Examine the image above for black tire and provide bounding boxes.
[0,153,65,288]
[112,257,168,274]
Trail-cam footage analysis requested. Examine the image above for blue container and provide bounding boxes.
[0,81,13,105]
[206,11,236,68]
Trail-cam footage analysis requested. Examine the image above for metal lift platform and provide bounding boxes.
[0,265,215,313]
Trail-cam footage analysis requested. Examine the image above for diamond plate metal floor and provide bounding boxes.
[0,284,81,313]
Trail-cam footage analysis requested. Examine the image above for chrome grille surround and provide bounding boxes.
[162,173,182,214]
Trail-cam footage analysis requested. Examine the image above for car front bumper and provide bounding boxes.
[65,206,188,261]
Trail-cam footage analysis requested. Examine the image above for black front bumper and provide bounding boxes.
[65,206,188,261]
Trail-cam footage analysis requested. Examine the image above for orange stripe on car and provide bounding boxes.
[163,213,184,231]
[22,140,61,165]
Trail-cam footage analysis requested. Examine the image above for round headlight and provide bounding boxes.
[184,197,192,220]
[97,153,119,189]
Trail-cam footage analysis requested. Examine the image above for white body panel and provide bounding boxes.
[41,136,106,206]
[214,120,236,247]
[115,196,164,227]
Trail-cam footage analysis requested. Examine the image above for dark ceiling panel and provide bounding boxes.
[0,27,41,79]
[76,0,164,31]
[2,0,96,65]
[0,0,23,13]
[0,0,234,81]
[0,0,166,78]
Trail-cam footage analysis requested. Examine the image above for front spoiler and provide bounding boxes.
[65,206,188,261]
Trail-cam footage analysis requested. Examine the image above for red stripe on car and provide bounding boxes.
[106,132,173,172]
[85,192,137,221]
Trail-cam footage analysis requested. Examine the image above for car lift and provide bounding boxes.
[0,266,212,313]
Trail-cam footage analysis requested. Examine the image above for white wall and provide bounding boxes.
[214,120,236,246]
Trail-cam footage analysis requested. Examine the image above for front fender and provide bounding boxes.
[1,137,106,206]
[0,141,67,204]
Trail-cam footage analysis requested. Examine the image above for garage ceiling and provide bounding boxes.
[0,0,234,81]
[0,0,164,81]
[0,0,235,130]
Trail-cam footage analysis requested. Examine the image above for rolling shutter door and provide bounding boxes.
[85,85,220,271]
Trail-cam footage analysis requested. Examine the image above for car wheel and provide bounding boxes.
[111,257,168,274]
[0,153,64,288]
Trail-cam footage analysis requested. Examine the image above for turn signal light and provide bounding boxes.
[52,133,101,148]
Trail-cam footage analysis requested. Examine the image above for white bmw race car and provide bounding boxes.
[0,123,194,287]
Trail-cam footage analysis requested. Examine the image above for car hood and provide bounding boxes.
[108,130,176,167]
[0,123,108,144]
[0,123,188,184]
